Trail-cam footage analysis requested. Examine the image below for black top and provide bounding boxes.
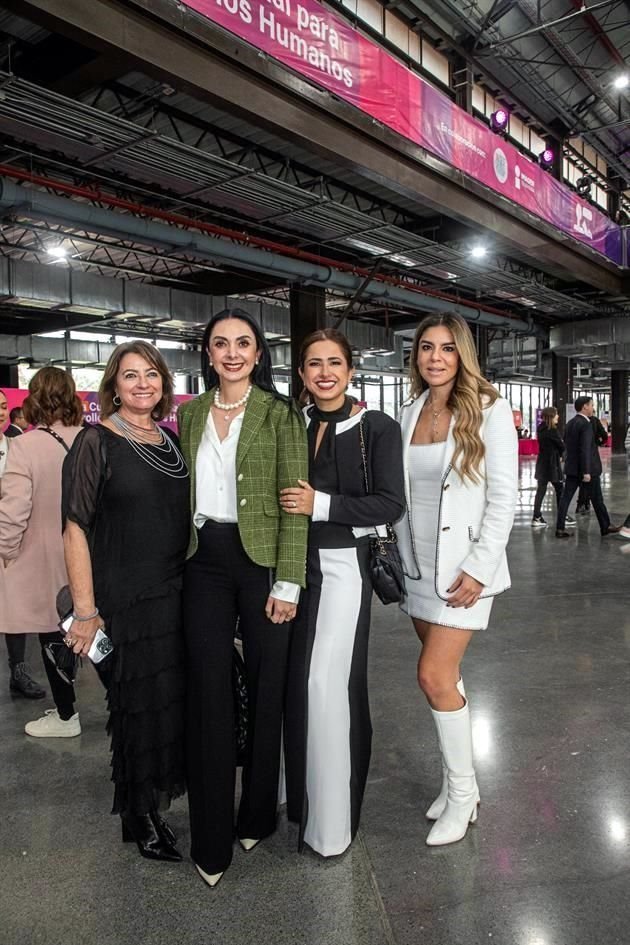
[62,424,190,616]
[4,424,22,438]
[535,424,565,482]
[563,413,601,479]
[305,407,405,544]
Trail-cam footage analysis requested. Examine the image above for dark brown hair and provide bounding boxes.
[541,406,558,428]
[100,341,174,421]
[22,367,83,427]
[297,328,354,405]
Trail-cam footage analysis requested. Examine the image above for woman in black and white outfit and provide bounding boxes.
[396,313,517,847]
[281,328,404,857]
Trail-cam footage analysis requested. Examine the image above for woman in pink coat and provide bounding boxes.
[0,368,84,736]
[0,387,47,700]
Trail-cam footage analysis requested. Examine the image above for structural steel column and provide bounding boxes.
[610,369,628,455]
[552,353,571,433]
[0,365,18,387]
[289,285,326,398]
[475,325,489,377]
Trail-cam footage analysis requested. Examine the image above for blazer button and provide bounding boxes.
[442,526,450,531]
[237,473,244,482]
[240,498,247,507]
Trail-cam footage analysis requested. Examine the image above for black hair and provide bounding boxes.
[9,406,23,423]
[574,395,592,413]
[200,308,285,398]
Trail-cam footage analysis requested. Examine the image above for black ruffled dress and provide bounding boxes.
[62,424,189,815]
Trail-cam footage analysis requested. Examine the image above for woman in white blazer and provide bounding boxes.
[395,313,518,846]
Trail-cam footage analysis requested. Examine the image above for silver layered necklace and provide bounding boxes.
[111,412,188,479]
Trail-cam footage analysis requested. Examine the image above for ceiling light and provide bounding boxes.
[489,108,509,135]
[538,148,554,171]
[47,246,68,259]
[470,245,487,259]
[613,74,629,90]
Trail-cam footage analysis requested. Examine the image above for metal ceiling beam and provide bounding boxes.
[0,178,538,332]
[484,0,621,49]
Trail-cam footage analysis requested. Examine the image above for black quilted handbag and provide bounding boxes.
[368,525,406,605]
[232,644,249,766]
[359,416,406,605]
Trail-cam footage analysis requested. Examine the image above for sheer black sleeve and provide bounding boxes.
[62,425,107,536]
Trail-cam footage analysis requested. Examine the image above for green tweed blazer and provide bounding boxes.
[178,385,309,587]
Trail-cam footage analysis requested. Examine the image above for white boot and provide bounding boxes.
[426,701,479,846]
[425,679,479,820]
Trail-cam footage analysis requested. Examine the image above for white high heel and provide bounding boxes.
[426,701,479,847]
[195,863,224,888]
[425,678,480,821]
[239,838,260,852]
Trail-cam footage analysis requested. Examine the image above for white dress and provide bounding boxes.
[401,441,493,631]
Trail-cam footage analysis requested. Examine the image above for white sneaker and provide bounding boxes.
[25,709,81,738]
[619,526,630,540]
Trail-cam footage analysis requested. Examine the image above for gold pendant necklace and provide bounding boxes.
[426,401,447,441]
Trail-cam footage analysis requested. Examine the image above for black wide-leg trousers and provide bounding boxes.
[183,521,292,875]
[557,475,610,533]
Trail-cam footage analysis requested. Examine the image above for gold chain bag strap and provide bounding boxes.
[358,415,405,605]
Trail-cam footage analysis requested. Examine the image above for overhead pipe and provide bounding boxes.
[0,177,536,333]
[0,165,528,322]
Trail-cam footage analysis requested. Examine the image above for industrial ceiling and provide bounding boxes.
[0,0,627,377]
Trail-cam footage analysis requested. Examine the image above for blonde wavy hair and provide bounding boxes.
[409,313,499,483]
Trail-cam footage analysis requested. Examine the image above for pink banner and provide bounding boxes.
[180,0,622,265]
[1,390,193,432]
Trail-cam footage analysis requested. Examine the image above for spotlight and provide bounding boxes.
[47,245,67,258]
[489,108,509,135]
[470,245,487,259]
[576,175,593,198]
[613,74,629,90]
[538,148,554,171]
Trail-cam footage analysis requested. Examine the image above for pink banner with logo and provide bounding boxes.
[1,390,193,432]
[180,0,622,265]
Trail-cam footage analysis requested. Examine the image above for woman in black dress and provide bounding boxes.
[62,341,189,861]
[281,329,404,857]
[531,406,573,528]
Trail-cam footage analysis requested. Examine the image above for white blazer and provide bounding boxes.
[395,390,518,600]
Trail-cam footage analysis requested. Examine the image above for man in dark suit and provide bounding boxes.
[556,395,620,538]
[4,406,27,437]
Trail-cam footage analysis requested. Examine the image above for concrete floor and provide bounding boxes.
[2,452,630,945]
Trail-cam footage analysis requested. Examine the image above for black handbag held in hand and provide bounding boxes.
[358,416,406,605]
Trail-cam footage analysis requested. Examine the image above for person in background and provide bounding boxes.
[178,308,308,889]
[531,406,575,530]
[0,371,83,725]
[0,390,46,699]
[576,414,609,515]
[395,313,518,847]
[281,328,405,858]
[556,396,620,538]
[5,406,28,437]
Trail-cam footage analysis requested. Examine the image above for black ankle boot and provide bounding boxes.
[9,663,46,700]
[121,812,182,862]
[150,811,177,847]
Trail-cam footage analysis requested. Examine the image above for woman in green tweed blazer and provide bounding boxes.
[178,308,308,889]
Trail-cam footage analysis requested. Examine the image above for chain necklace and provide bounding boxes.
[213,384,252,422]
[424,399,448,442]
[111,412,188,479]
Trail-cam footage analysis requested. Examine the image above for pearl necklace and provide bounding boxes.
[111,412,188,479]
[214,384,252,421]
